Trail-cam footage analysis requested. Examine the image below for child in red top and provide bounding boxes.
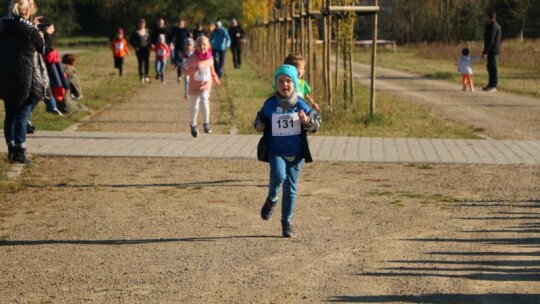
[183,36,220,137]
[111,28,130,76]
[154,34,171,84]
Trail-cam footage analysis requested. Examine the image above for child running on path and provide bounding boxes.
[111,28,130,76]
[182,36,220,137]
[254,64,321,237]
[457,47,481,92]
[284,53,320,111]
[181,38,195,99]
[154,34,171,84]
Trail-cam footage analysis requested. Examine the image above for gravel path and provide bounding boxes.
[349,61,540,140]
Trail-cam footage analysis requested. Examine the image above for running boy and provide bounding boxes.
[154,34,171,84]
[181,38,195,99]
[182,36,220,137]
[284,52,320,111]
[254,64,321,237]
[457,47,481,92]
[111,28,130,76]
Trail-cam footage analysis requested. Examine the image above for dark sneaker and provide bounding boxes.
[260,198,277,220]
[26,121,36,134]
[281,220,295,238]
[190,125,199,138]
[482,86,497,92]
[203,123,212,134]
[11,147,29,164]
[7,146,14,162]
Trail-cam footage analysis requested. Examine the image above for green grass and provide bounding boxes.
[354,40,540,97]
[226,54,477,138]
[1,46,140,131]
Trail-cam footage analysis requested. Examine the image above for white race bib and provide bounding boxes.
[194,67,211,81]
[157,49,166,56]
[115,42,124,50]
[272,112,301,137]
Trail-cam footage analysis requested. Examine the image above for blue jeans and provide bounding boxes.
[155,59,166,81]
[268,152,305,221]
[31,94,57,113]
[487,53,498,88]
[3,95,36,148]
[212,49,226,78]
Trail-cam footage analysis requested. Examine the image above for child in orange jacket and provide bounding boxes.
[111,28,130,76]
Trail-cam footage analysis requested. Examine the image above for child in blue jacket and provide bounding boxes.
[254,64,321,237]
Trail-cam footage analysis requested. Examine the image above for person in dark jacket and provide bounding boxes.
[228,18,245,69]
[254,65,321,238]
[172,18,191,80]
[481,8,502,92]
[192,23,207,39]
[0,0,48,163]
[151,18,170,45]
[129,18,151,83]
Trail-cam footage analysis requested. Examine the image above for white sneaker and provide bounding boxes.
[144,77,150,83]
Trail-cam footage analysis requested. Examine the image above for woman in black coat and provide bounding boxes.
[129,18,151,83]
[0,0,49,163]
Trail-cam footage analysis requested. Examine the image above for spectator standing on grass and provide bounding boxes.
[0,0,48,163]
[130,18,152,84]
[210,21,230,78]
[41,18,69,114]
[172,18,191,82]
[457,48,481,92]
[254,64,321,238]
[228,18,244,69]
[482,8,502,92]
[111,28,130,76]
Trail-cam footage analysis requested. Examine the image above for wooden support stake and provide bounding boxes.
[369,0,378,115]
[307,0,314,90]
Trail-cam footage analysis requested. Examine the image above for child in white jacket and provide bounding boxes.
[457,48,481,92]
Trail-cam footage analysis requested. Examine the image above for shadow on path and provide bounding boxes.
[328,293,540,303]
[0,235,281,247]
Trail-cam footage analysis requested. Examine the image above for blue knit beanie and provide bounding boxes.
[274,64,298,90]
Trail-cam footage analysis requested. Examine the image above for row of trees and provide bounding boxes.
[0,0,243,38]
[0,0,536,42]
[379,0,540,43]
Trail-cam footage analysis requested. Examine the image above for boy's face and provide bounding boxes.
[297,62,305,78]
[187,44,194,51]
[196,39,210,53]
[276,75,295,97]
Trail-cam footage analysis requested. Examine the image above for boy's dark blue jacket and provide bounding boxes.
[255,96,321,163]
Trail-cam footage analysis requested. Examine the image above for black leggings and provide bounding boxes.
[135,47,150,79]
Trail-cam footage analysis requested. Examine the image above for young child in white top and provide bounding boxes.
[182,38,195,99]
[457,47,481,92]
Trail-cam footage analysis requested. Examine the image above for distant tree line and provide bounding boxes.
[378,0,540,43]
[0,0,242,38]
[0,0,537,42]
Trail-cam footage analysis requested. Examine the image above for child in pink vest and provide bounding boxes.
[182,36,220,137]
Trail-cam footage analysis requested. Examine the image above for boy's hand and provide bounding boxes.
[255,123,265,132]
[312,103,320,111]
[215,79,221,86]
[298,110,309,124]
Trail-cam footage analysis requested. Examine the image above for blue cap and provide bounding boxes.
[274,64,298,90]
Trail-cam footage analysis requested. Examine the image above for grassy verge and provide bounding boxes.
[1,46,140,131]
[225,55,476,138]
[354,39,540,97]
